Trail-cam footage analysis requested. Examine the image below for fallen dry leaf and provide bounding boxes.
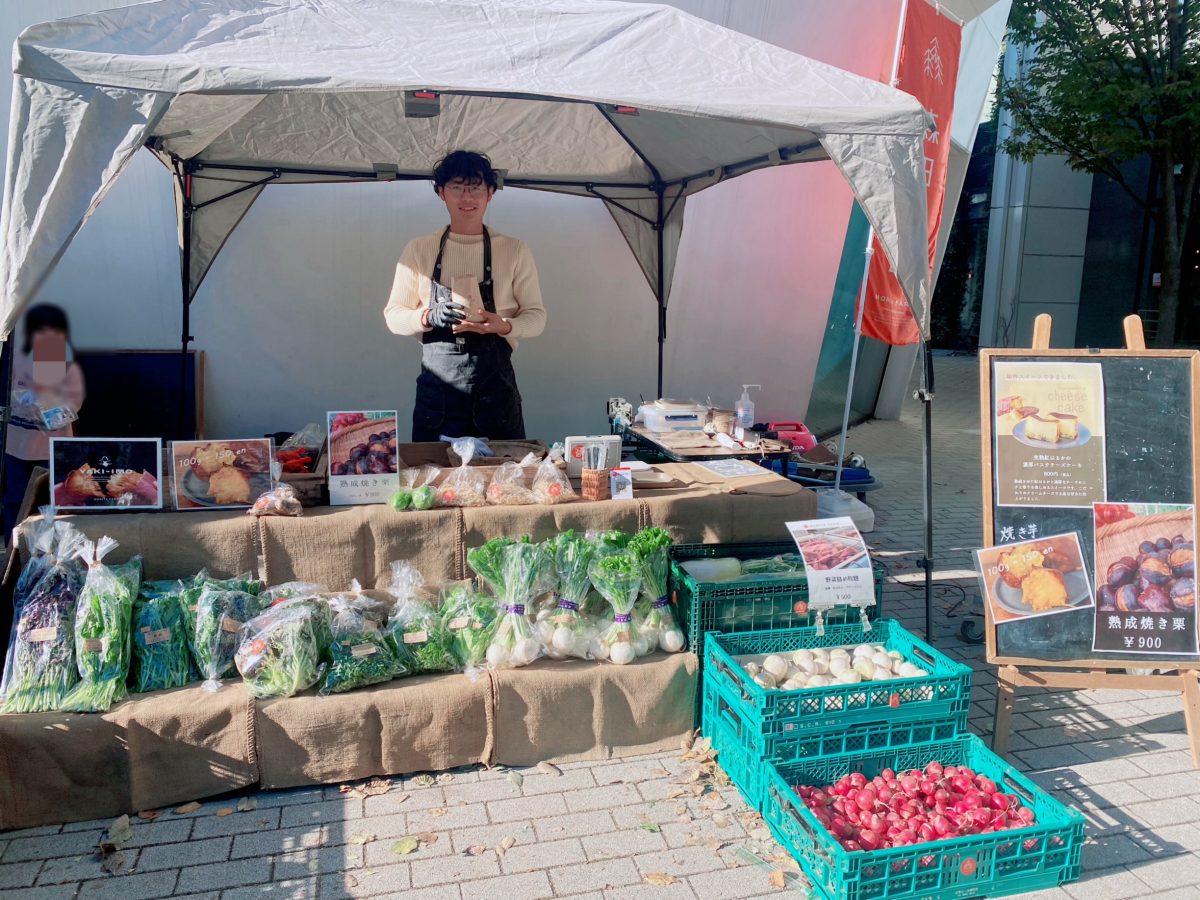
[106,815,133,845]
[136,809,160,822]
[704,839,728,853]
[673,804,688,817]
[411,774,436,787]
[680,732,696,752]
[348,833,376,845]
[638,822,661,833]
[215,807,234,818]
[648,767,671,778]
[768,869,787,889]
[507,771,524,788]
[428,808,448,818]
[463,844,488,856]
[536,761,562,777]
[665,788,686,800]
[363,778,393,795]
[436,773,455,785]
[391,837,419,855]
[693,736,712,755]
[712,815,731,829]
[684,768,703,784]
[95,843,126,875]
[236,797,258,812]
[689,784,706,797]
[344,874,359,888]
[644,873,679,886]
[495,836,516,858]
[417,833,439,846]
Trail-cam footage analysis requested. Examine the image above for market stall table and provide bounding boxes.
[0,464,812,829]
[619,424,793,464]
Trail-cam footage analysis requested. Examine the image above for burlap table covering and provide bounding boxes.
[0,684,257,830]
[254,672,494,790]
[488,652,698,766]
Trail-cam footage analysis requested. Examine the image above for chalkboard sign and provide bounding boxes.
[980,347,1200,669]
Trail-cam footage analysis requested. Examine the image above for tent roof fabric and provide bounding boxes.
[0,0,932,338]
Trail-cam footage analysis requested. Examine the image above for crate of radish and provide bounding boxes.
[762,734,1084,900]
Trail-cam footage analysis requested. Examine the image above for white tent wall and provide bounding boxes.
[0,0,932,442]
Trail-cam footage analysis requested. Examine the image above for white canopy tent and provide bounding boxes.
[0,0,931,400]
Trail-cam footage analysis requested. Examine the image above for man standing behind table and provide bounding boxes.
[384,150,546,441]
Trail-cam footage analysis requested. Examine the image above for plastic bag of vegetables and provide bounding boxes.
[531,451,576,504]
[468,536,515,597]
[180,570,263,661]
[1,530,87,712]
[61,539,142,712]
[130,579,196,693]
[235,602,324,699]
[534,531,599,660]
[486,461,536,506]
[587,551,645,665]
[2,509,68,704]
[443,582,498,670]
[383,562,457,674]
[318,598,404,694]
[261,581,327,605]
[330,580,395,629]
[628,527,684,653]
[486,541,552,669]
[390,465,440,512]
[195,588,269,691]
[437,439,489,508]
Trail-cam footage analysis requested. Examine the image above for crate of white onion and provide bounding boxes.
[701,619,971,811]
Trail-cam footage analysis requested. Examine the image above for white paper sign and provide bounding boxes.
[786,517,875,608]
[696,459,762,478]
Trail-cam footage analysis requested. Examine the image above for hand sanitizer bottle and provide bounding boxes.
[735,384,760,431]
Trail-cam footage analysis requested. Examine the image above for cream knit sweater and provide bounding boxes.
[384,229,546,350]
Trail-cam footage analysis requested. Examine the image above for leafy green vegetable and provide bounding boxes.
[389,489,413,511]
[235,603,323,699]
[61,541,142,713]
[383,561,457,674]
[442,584,498,668]
[628,527,672,602]
[486,541,553,669]
[588,551,645,664]
[195,589,269,690]
[180,571,263,664]
[1,532,86,713]
[412,485,437,510]
[468,537,515,596]
[319,600,404,694]
[129,580,196,693]
[594,530,632,555]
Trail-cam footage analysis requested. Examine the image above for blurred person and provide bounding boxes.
[4,304,85,537]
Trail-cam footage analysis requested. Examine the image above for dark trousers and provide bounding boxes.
[3,454,43,544]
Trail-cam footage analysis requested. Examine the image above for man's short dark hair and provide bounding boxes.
[432,150,498,192]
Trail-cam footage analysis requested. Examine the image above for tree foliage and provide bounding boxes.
[997,1,1200,346]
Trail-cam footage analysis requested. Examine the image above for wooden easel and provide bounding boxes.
[982,314,1200,766]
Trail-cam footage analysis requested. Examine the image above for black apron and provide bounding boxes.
[412,226,526,441]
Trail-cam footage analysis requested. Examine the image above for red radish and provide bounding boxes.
[932,815,952,837]
[844,840,861,852]
[859,829,881,851]
[877,786,893,803]
[900,775,919,793]
[856,788,877,811]
[934,788,951,804]
[925,762,944,778]
[849,773,867,789]
[977,776,997,795]
[881,768,896,781]
[951,774,974,793]
[920,779,936,796]
[917,822,936,842]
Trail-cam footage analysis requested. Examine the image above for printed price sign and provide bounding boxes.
[785,517,875,609]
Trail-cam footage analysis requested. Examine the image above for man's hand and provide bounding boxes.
[453,309,513,336]
[425,291,466,328]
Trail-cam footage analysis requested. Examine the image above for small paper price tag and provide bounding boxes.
[82,638,105,653]
[221,616,243,634]
[27,627,58,643]
[402,631,428,645]
[351,643,378,658]
[142,627,171,645]
[447,616,469,630]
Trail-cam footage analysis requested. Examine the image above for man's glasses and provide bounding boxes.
[443,182,488,197]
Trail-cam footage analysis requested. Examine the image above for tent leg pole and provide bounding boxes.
[0,338,13,543]
[179,162,194,441]
[919,340,935,644]
[835,238,874,493]
[655,188,666,400]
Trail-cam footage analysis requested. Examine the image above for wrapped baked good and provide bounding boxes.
[486,461,536,506]
[437,439,488,507]
[531,452,576,504]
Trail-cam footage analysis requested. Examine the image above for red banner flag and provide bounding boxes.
[859,0,961,345]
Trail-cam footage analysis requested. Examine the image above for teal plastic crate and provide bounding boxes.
[704,620,970,737]
[703,675,967,811]
[669,541,884,654]
[762,734,1085,900]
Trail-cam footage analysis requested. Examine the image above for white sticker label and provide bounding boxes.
[142,627,172,645]
[447,616,470,631]
[351,643,378,658]
[403,631,428,645]
[27,627,58,643]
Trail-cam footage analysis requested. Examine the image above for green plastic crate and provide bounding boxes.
[703,675,967,811]
[669,541,883,654]
[762,734,1085,900]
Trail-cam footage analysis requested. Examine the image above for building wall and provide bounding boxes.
[979,42,1094,350]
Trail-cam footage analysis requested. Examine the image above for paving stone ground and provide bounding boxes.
[5,353,1197,899]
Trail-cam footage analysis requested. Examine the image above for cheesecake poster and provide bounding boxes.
[993,361,1107,508]
[1091,502,1199,656]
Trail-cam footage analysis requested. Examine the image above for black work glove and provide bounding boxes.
[427,284,466,328]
